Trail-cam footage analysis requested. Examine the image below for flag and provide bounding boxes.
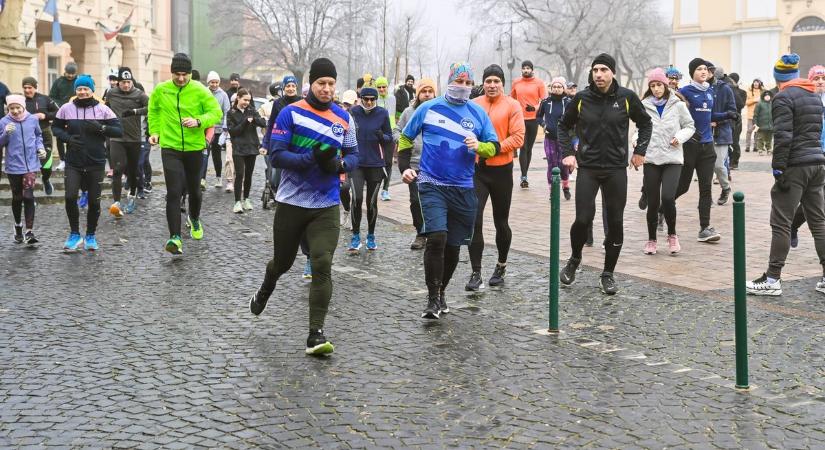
[96,22,118,40]
[0,0,6,16]
[44,0,62,44]
[96,8,134,41]
[43,0,57,15]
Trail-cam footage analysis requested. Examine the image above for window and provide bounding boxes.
[47,56,60,90]
[746,0,776,19]
[680,0,698,26]
[150,0,157,33]
[793,16,825,33]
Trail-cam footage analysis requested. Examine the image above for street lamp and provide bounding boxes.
[495,21,516,90]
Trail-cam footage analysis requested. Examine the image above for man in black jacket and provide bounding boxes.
[747,54,825,296]
[728,73,747,169]
[558,53,652,295]
[22,77,59,194]
[394,74,415,120]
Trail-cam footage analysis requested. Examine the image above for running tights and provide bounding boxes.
[65,166,104,234]
[676,142,716,230]
[350,167,384,235]
[7,173,36,229]
[233,154,256,202]
[382,143,395,191]
[469,163,513,272]
[110,141,141,201]
[162,149,202,237]
[643,164,681,240]
[570,168,627,274]
[519,119,539,178]
[424,231,460,297]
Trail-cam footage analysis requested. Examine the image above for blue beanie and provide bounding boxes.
[282,75,297,87]
[360,87,378,98]
[73,74,95,92]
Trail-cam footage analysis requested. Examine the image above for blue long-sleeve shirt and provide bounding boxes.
[680,84,715,144]
[350,105,393,168]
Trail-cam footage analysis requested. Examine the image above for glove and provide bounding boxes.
[318,156,340,174]
[82,120,103,134]
[728,111,740,121]
[773,169,789,192]
[37,149,47,159]
[525,104,536,112]
[313,142,336,162]
[373,130,385,141]
[121,109,136,118]
[258,147,267,156]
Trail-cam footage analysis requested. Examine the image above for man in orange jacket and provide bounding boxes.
[466,64,525,290]
[511,60,546,189]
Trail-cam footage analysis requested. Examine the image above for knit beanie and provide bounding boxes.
[521,60,534,70]
[808,65,825,81]
[5,94,25,108]
[688,58,707,78]
[170,53,192,74]
[482,64,506,84]
[713,67,725,81]
[375,76,389,88]
[206,71,220,83]
[405,74,415,83]
[22,77,38,88]
[447,62,474,84]
[73,74,95,92]
[774,54,800,82]
[729,72,740,83]
[647,68,668,87]
[550,76,566,88]
[282,75,297,87]
[118,67,134,82]
[665,66,683,80]
[229,73,241,82]
[65,62,78,74]
[308,58,337,84]
[591,53,616,73]
[416,78,437,98]
[360,87,379,98]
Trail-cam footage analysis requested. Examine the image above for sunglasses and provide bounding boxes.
[362,97,377,102]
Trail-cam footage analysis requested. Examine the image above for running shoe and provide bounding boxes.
[465,271,483,291]
[380,190,391,201]
[233,201,244,214]
[243,198,254,211]
[249,288,270,316]
[77,191,88,209]
[563,188,571,201]
[306,330,334,355]
[438,292,450,314]
[560,257,581,285]
[63,233,83,251]
[667,234,681,254]
[520,176,529,189]
[144,182,153,193]
[44,180,54,196]
[56,161,65,171]
[815,277,825,295]
[214,178,223,189]
[13,225,23,244]
[410,235,426,250]
[125,196,137,214]
[84,234,98,251]
[717,188,731,206]
[24,231,38,245]
[421,295,441,319]
[200,178,207,191]
[348,234,361,253]
[489,264,506,286]
[225,183,234,193]
[746,273,782,296]
[106,169,113,179]
[109,201,124,218]
[643,240,657,255]
[303,260,312,280]
[366,234,377,250]
[638,191,647,210]
[790,228,799,249]
[189,218,204,240]
[165,235,183,254]
[137,190,146,199]
[697,227,721,242]
[599,273,618,295]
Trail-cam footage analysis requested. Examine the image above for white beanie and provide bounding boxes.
[207,71,220,83]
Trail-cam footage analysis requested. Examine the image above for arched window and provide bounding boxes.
[793,16,825,33]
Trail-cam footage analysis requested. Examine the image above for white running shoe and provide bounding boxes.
[746,273,782,296]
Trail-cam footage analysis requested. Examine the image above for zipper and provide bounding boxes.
[177,84,185,149]
[20,120,31,172]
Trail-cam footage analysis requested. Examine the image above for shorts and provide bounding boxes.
[418,181,477,246]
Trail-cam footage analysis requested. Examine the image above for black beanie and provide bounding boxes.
[591,53,616,73]
[191,69,201,81]
[729,72,740,83]
[688,58,707,78]
[482,64,506,84]
[405,74,415,82]
[22,76,38,88]
[118,67,134,82]
[170,53,192,74]
[521,60,534,70]
[309,58,337,85]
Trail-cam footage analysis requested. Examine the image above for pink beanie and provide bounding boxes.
[5,94,25,108]
[647,68,669,87]
[808,65,825,80]
[550,76,566,88]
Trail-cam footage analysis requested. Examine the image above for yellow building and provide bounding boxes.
[671,0,825,86]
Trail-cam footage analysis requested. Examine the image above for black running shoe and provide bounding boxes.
[717,188,731,206]
[24,231,38,245]
[438,292,449,314]
[44,180,54,196]
[560,257,581,285]
[488,264,506,287]
[600,273,618,295]
[465,271,483,291]
[563,188,571,201]
[249,289,270,316]
[144,182,153,193]
[13,225,23,244]
[421,296,441,319]
[306,329,334,355]
[638,192,648,210]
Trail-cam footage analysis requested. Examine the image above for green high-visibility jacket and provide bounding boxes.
[148,79,222,151]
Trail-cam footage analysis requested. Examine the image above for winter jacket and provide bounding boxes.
[0,81,9,109]
[537,94,570,140]
[24,93,59,132]
[209,87,231,133]
[771,79,825,171]
[226,105,267,156]
[746,88,762,119]
[510,76,547,120]
[0,113,44,175]
[262,95,301,151]
[753,99,773,131]
[680,83,715,143]
[105,87,149,142]
[820,93,825,149]
[350,105,393,168]
[395,85,414,116]
[394,105,423,167]
[637,95,695,166]
[52,98,123,168]
[147,79,222,151]
[558,79,652,169]
[711,79,737,145]
[377,94,397,129]
[48,76,76,106]
[472,94,525,167]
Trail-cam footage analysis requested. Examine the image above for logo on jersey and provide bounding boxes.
[331,122,344,137]
[613,101,620,108]
[460,118,475,131]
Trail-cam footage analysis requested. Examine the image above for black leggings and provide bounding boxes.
[519,119,539,178]
[109,141,141,201]
[676,141,716,230]
[382,144,394,191]
[7,173,36,229]
[350,167,384,234]
[339,176,351,213]
[201,132,223,179]
[643,163,681,240]
[233,154,257,202]
[162,149,203,237]
[65,166,104,234]
[424,231,460,297]
[570,168,627,274]
[469,163,513,271]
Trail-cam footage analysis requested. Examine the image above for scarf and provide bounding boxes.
[445,85,471,105]
[690,80,710,92]
[650,96,668,107]
[74,97,99,108]
[305,90,331,111]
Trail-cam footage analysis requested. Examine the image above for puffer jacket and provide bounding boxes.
[105,87,149,142]
[711,79,737,145]
[753,98,773,131]
[771,79,825,170]
[638,95,695,165]
[0,112,44,175]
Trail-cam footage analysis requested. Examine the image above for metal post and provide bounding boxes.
[549,167,561,333]
[733,191,749,389]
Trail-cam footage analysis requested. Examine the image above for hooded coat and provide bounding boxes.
[0,112,44,175]
[638,94,695,165]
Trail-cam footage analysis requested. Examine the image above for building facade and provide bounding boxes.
[671,0,825,86]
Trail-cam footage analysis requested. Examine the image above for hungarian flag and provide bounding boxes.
[96,8,134,40]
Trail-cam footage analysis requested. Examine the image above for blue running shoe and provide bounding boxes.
[125,196,137,214]
[77,191,88,209]
[84,234,98,251]
[380,190,391,201]
[63,233,84,251]
[367,234,377,250]
[302,259,312,280]
[348,234,361,253]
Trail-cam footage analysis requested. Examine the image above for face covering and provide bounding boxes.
[445,85,472,105]
[305,89,331,111]
[362,100,377,112]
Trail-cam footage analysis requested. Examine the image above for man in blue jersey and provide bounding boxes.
[249,58,359,356]
[398,62,500,319]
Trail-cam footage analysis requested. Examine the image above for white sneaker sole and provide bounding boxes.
[746,288,781,296]
[697,235,721,242]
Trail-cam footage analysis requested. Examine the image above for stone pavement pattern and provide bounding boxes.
[1,158,824,448]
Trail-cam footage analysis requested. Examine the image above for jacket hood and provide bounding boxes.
[780,78,816,93]
[7,111,31,122]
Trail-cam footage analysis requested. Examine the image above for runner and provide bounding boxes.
[249,58,359,355]
[708,65,738,206]
[639,68,695,256]
[48,62,78,171]
[105,67,149,217]
[510,60,547,189]
[398,62,500,319]
[1,94,46,245]
[226,88,266,213]
[394,78,437,250]
[466,64,524,290]
[565,81,577,98]
[537,76,571,200]
[558,53,652,295]
[147,53,222,254]
[22,77,59,196]
[203,71,231,189]
[375,76,397,201]
[666,66,683,90]
[51,74,123,251]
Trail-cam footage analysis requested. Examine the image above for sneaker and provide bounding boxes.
[106,169,113,179]
[790,228,799,249]
[366,234,377,250]
[421,295,441,319]
[560,257,581,285]
[84,234,98,251]
[438,292,449,314]
[303,260,312,280]
[125,196,137,214]
[520,176,529,189]
[233,201,244,214]
[657,213,665,232]
[249,288,270,315]
[63,233,83,251]
[165,235,183,254]
[348,234,361,253]
[137,190,146,199]
[815,278,825,294]
[13,225,23,244]
[599,273,618,295]
[225,182,234,193]
[638,191,647,210]
[489,264,506,286]
[200,178,207,191]
[77,191,88,209]
[243,198,253,211]
[410,235,426,250]
[697,227,721,242]
[667,234,681,254]
[306,329,334,355]
[643,240,657,255]
[189,218,204,240]
[746,273,782,296]
[380,190,391,201]
[23,231,38,245]
[109,202,124,218]
[44,180,54,196]
[717,188,731,206]
[144,182,153,193]
[563,188,571,201]
[214,178,223,189]
[56,161,65,171]
[465,271,483,291]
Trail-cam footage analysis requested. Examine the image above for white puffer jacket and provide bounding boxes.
[638,94,695,166]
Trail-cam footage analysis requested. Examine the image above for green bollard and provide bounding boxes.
[733,191,749,389]
[549,167,561,333]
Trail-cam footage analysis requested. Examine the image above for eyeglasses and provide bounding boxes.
[362,97,377,103]
[377,86,387,90]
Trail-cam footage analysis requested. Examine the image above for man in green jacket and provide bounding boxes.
[48,62,79,169]
[148,53,222,254]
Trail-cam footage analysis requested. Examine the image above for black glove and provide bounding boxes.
[82,120,103,134]
[373,130,385,142]
[318,157,340,174]
[122,109,136,118]
[773,169,789,192]
[68,135,83,148]
[525,104,536,112]
[313,143,336,162]
[728,111,740,121]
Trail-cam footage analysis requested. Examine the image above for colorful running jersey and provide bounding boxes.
[401,96,498,188]
[270,100,358,208]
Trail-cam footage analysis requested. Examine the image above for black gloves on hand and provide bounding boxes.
[82,120,104,134]
[318,157,340,174]
[525,104,536,112]
[313,143,336,162]
[728,111,740,121]
[374,130,385,142]
[122,109,136,118]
